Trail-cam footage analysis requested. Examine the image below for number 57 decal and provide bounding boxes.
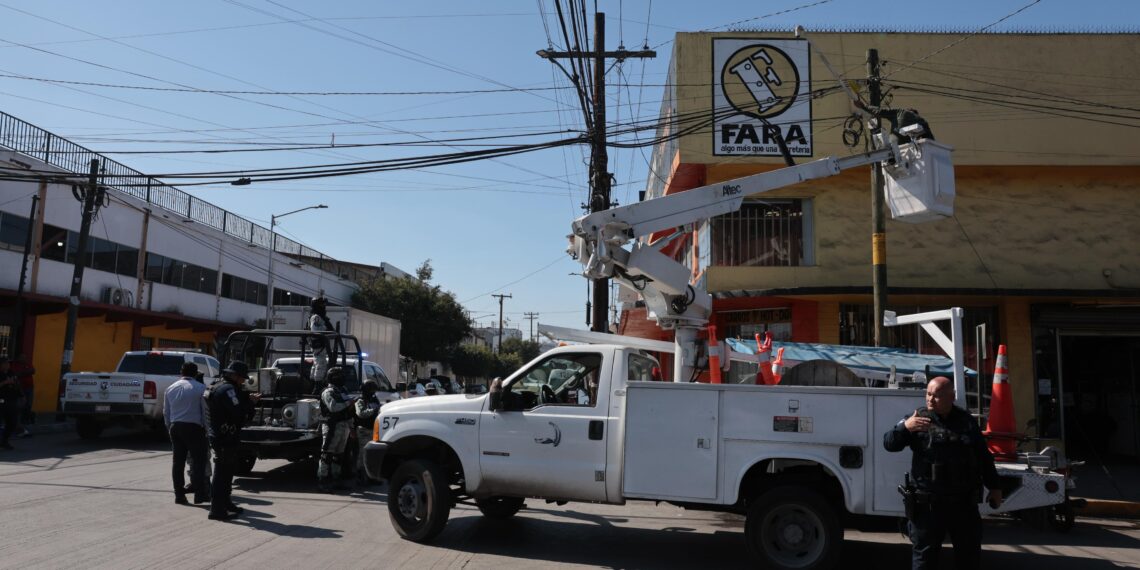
[381,417,399,430]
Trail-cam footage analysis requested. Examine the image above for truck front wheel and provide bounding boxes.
[476,496,525,519]
[388,458,451,542]
[76,417,103,440]
[745,485,842,570]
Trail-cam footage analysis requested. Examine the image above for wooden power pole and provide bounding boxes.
[539,12,654,333]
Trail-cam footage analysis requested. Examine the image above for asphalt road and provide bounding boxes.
[1,429,1138,569]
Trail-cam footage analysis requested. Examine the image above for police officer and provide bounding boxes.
[309,296,335,383]
[884,376,1004,570]
[204,361,258,521]
[318,366,353,491]
[353,380,382,484]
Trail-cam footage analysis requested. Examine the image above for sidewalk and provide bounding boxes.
[1071,461,1140,519]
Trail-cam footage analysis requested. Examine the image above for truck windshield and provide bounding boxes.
[119,354,185,375]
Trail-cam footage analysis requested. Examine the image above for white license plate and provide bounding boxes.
[95,405,110,412]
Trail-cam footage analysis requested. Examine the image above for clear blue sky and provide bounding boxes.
[0,1,1134,332]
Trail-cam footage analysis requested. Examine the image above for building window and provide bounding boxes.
[200,268,218,294]
[221,273,266,305]
[116,246,138,278]
[90,237,117,273]
[0,212,30,251]
[710,199,813,267]
[40,224,67,262]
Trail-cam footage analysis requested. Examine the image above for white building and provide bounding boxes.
[0,112,399,411]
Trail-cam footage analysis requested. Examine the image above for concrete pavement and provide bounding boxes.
[2,428,1139,569]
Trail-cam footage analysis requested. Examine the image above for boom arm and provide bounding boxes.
[567,137,948,382]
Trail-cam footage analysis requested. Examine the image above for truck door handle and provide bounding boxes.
[589,420,603,440]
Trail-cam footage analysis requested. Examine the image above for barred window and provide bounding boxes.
[710,200,813,267]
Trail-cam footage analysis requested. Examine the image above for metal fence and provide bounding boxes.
[0,110,331,263]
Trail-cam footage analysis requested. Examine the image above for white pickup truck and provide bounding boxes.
[61,350,220,439]
[362,343,1068,568]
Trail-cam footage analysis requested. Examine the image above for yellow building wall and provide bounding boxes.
[705,166,1140,293]
[139,325,215,349]
[817,301,840,344]
[999,299,1039,437]
[672,32,1140,167]
[31,312,133,413]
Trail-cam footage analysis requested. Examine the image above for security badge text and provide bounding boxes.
[773,415,813,433]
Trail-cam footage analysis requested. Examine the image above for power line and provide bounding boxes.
[881,0,1043,80]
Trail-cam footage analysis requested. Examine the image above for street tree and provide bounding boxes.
[450,344,494,380]
[499,338,542,363]
[352,260,471,365]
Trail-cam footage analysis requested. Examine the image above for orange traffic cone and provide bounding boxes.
[984,345,1019,460]
[755,332,776,385]
[771,347,786,384]
[708,325,722,384]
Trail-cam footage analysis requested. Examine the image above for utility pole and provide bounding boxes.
[60,159,103,378]
[867,49,888,347]
[523,311,539,342]
[539,12,654,333]
[12,194,38,353]
[492,293,512,353]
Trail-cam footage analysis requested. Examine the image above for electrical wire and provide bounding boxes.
[881,0,1043,80]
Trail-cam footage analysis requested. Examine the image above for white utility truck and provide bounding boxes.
[363,120,1070,569]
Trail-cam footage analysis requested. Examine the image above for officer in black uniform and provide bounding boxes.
[884,375,1004,570]
[204,361,258,521]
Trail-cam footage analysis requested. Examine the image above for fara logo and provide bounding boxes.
[721,44,800,119]
[712,38,812,157]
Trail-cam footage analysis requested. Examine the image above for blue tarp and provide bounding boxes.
[725,339,976,377]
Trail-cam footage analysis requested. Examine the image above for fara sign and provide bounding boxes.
[713,38,812,156]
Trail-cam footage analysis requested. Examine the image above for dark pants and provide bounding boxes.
[19,387,34,425]
[210,446,236,515]
[0,403,18,445]
[170,422,208,500]
[908,497,982,570]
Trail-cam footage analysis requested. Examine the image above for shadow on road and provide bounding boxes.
[434,507,752,570]
[230,509,344,539]
[424,504,1138,570]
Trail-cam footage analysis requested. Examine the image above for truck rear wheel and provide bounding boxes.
[745,485,842,570]
[476,496,525,519]
[76,417,103,440]
[388,458,451,542]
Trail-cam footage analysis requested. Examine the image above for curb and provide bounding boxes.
[1075,498,1140,520]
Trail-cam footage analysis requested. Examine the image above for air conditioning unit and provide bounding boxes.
[101,286,134,307]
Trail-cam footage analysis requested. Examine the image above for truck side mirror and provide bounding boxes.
[395,382,407,393]
[488,377,504,412]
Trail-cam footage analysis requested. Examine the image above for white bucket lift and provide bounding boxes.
[885,138,956,223]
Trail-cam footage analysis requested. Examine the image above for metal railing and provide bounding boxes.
[0,110,335,266]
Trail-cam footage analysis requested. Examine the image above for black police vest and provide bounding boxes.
[910,407,982,496]
[205,383,241,445]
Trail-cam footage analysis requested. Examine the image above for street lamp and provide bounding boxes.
[265,204,327,328]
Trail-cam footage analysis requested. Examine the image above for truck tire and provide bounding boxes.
[476,496,525,519]
[388,458,451,542]
[745,485,842,570]
[76,417,103,440]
